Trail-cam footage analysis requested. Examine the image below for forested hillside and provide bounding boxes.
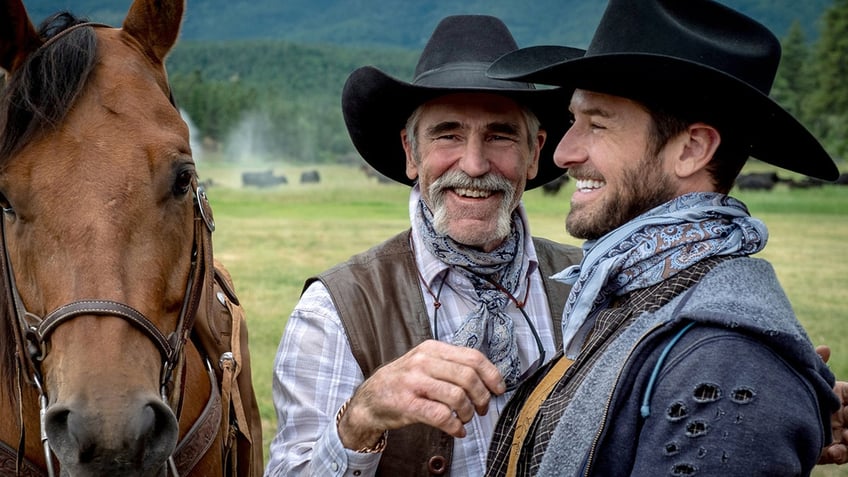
[25,0,846,166]
[28,0,831,50]
[166,41,417,163]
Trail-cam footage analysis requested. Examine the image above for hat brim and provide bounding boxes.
[489,50,839,181]
[342,65,574,190]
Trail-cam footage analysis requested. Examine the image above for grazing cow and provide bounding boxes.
[787,176,825,189]
[300,170,321,183]
[360,163,393,183]
[242,170,287,188]
[835,173,848,185]
[735,172,785,191]
[541,174,569,195]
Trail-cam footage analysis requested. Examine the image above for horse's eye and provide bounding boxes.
[0,194,16,222]
[174,169,193,196]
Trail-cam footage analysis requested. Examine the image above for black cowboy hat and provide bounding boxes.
[488,0,839,181]
[342,15,585,189]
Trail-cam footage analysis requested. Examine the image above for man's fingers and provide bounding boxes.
[425,358,498,412]
[817,345,832,364]
[341,340,509,444]
[820,444,848,465]
[418,340,507,396]
[413,395,469,438]
[834,380,848,403]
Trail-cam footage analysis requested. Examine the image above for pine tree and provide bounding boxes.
[805,0,848,159]
[772,21,811,122]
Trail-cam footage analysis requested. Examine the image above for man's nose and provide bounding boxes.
[554,127,587,169]
[459,137,491,177]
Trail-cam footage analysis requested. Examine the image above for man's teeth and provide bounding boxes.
[454,188,492,198]
[575,179,604,191]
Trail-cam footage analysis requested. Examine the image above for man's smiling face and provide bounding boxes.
[403,93,543,251]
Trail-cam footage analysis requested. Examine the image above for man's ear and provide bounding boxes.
[401,129,419,181]
[675,123,720,178]
[526,129,546,180]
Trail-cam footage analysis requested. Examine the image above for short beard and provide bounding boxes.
[566,156,676,240]
[428,170,517,244]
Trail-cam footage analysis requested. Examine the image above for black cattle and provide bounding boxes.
[360,163,393,183]
[300,170,320,183]
[541,175,569,195]
[787,176,825,189]
[835,173,848,185]
[242,169,287,188]
[735,172,785,191]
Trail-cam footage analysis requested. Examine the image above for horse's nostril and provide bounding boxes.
[44,405,75,452]
[140,400,180,455]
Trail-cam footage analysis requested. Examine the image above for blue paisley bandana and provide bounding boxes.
[417,199,526,387]
[555,192,768,358]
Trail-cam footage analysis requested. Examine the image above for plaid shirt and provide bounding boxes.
[486,257,728,475]
[265,196,559,477]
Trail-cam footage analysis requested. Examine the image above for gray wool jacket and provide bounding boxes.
[538,257,838,477]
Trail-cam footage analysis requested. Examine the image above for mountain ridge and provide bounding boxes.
[27,0,832,51]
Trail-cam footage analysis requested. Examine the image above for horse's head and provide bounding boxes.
[0,0,204,474]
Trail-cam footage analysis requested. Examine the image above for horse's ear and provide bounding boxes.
[122,0,185,62]
[0,0,42,73]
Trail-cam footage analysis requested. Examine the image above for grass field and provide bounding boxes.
[197,161,848,476]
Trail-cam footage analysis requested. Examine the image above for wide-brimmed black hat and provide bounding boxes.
[488,0,839,181]
[342,15,585,189]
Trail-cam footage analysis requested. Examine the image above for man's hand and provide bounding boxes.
[817,345,848,465]
[337,339,506,450]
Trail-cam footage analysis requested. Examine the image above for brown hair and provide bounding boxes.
[641,99,749,194]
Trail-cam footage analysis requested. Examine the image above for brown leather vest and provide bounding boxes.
[306,230,581,476]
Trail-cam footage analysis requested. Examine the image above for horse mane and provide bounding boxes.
[0,12,98,163]
[0,12,98,399]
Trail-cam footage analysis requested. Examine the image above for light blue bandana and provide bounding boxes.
[555,192,768,358]
[417,199,526,387]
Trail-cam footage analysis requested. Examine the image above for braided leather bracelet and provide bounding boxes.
[336,398,388,453]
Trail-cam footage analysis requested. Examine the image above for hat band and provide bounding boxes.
[413,62,535,90]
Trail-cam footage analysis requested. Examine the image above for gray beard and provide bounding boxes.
[429,170,516,243]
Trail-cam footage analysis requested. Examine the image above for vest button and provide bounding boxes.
[428,455,448,475]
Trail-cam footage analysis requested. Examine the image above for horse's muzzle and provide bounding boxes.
[44,395,178,476]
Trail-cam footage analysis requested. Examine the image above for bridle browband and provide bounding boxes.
[0,23,216,477]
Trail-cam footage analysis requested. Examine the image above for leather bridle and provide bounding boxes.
[0,21,219,477]
[0,181,216,477]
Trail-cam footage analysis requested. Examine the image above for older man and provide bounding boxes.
[264,15,583,476]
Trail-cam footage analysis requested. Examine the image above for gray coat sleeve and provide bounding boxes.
[629,331,827,476]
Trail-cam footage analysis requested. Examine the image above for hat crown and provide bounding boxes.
[412,15,527,89]
[589,0,780,94]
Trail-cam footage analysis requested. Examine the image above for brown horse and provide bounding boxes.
[0,0,262,475]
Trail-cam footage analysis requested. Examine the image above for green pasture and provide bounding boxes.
[196,161,848,475]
